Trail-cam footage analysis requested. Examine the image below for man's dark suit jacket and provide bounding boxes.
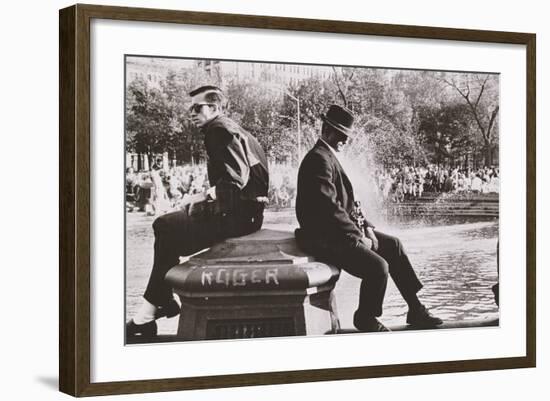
[295,139,373,248]
[202,115,269,217]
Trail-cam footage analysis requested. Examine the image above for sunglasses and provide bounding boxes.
[188,103,214,113]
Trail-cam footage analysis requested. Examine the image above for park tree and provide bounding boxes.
[280,77,340,161]
[392,70,444,133]
[331,67,389,116]
[159,68,212,164]
[347,113,426,168]
[329,67,426,167]
[125,59,500,173]
[126,65,217,167]
[126,77,172,168]
[224,79,296,162]
[438,72,500,166]
[417,102,476,166]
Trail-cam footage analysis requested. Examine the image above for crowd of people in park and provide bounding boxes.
[373,165,500,203]
[268,163,296,209]
[126,161,499,215]
[126,164,210,214]
[126,162,298,215]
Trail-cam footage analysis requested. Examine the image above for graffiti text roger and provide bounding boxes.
[201,268,280,287]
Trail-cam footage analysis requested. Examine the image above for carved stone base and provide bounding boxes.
[165,229,341,341]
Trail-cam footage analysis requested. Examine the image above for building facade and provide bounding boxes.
[197,59,339,87]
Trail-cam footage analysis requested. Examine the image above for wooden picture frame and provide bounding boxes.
[59,3,536,397]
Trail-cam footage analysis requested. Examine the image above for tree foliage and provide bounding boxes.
[437,72,500,165]
[126,64,499,170]
[224,79,293,162]
[126,78,172,161]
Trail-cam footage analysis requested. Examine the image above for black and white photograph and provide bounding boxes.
[124,56,500,344]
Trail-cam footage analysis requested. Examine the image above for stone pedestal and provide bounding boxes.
[165,229,340,341]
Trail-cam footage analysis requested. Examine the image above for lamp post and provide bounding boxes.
[284,92,301,162]
[264,83,302,163]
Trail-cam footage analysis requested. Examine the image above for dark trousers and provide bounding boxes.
[302,231,423,318]
[143,200,264,307]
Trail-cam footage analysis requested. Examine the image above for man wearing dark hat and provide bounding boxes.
[126,85,269,340]
[295,104,442,332]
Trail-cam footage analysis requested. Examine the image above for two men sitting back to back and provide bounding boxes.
[126,87,441,340]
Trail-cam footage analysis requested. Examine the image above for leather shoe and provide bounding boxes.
[126,319,157,341]
[354,313,391,332]
[406,305,443,328]
[154,299,180,319]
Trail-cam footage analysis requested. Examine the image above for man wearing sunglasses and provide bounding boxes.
[127,85,269,341]
[294,105,442,332]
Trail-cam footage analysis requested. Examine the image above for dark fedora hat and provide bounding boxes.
[321,104,355,137]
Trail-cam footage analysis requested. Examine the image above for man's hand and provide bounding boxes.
[205,186,217,201]
[184,191,209,216]
[365,227,379,251]
[360,237,373,250]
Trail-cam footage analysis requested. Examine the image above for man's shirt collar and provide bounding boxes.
[200,114,222,132]
[320,138,343,163]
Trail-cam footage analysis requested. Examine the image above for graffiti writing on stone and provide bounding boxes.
[201,268,280,287]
